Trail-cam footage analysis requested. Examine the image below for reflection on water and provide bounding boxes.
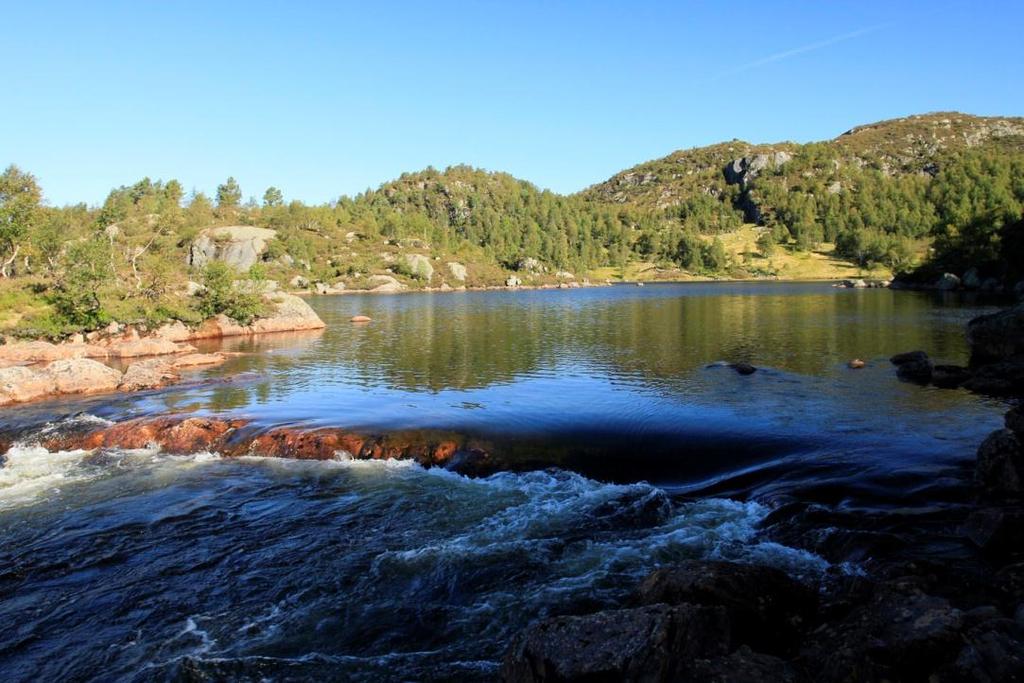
[0,282,1015,681]
[3,283,1010,490]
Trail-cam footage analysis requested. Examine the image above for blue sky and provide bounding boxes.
[4,1,1022,206]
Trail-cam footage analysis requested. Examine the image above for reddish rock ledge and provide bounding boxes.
[37,415,495,474]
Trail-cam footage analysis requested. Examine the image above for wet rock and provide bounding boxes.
[730,362,757,375]
[962,507,1024,557]
[635,560,817,655]
[891,350,933,382]
[931,364,972,388]
[976,429,1024,495]
[963,361,1024,395]
[350,315,372,323]
[948,619,1024,682]
[502,604,730,682]
[935,272,962,290]
[689,646,796,683]
[967,303,1024,365]
[798,587,964,682]
[1007,406,1024,436]
[891,350,930,366]
[38,416,492,473]
[848,358,866,369]
[963,267,982,290]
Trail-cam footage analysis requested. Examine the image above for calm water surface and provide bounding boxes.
[0,282,1012,681]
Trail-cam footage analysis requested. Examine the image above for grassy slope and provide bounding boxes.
[588,225,897,282]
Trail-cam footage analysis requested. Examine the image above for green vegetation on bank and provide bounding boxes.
[1,112,1022,338]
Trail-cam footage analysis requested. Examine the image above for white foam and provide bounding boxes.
[0,445,97,511]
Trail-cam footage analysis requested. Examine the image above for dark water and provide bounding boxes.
[0,283,1012,681]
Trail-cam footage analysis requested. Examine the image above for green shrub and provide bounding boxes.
[197,262,266,325]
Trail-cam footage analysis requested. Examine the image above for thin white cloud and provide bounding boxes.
[704,23,892,82]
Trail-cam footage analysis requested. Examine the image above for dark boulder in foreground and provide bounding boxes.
[976,429,1024,496]
[1007,405,1024,436]
[501,603,731,682]
[635,560,817,655]
[502,560,1024,683]
[963,506,1024,557]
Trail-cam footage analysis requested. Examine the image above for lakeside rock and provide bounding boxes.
[1,358,120,405]
[189,292,325,338]
[0,353,226,406]
[967,303,1024,365]
[890,350,934,383]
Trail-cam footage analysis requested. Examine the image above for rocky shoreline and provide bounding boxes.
[0,292,324,406]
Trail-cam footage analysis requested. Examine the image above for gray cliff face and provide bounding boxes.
[723,151,793,187]
[187,226,278,271]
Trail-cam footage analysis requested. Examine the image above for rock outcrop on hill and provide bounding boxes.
[187,225,278,271]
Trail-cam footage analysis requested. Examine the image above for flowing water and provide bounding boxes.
[0,283,1012,681]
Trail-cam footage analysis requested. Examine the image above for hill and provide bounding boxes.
[0,111,1022,338]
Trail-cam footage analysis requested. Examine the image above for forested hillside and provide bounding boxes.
[585,112,1024,275]
[1,112,1022,338]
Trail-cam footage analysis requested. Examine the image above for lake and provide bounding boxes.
[0,282,1011,681]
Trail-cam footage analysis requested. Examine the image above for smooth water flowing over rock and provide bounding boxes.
[0,282,1014,681]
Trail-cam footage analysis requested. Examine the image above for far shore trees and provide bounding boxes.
[0,165,42,278]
